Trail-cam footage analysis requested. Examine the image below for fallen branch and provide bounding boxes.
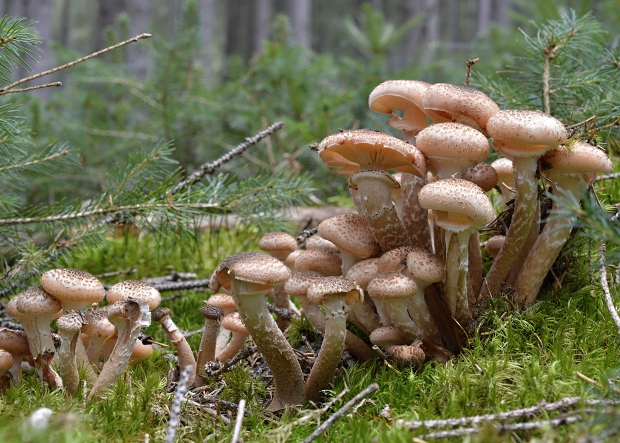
[164,365,194,443]
[301,383,379,443]
[599,243,620,341]
[231,399,246,443]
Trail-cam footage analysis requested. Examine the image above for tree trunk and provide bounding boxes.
[26,0,54,99]
[494,0,512,26]
[424,0,439,55]
[402,0,421,66]
[96,0,126,51]
[476,0,492,37]
[288,0,312,48]
[127,0,150,79]
[253,0,272,55]
[57,0,72,48]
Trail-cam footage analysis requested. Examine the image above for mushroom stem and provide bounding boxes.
[195,304,223,386]
[231,279,306,411]
[154,308,197,386]
[514,179,583,307]
[215,329,249,363]
[480,156,539,300]
[400,173,432,250]
[56,314,83,396]
[505,201,540,287]
[444,230,473,324]
[87,299,149,401]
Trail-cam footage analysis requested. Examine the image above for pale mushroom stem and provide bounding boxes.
[407,291,441,343]
[505,201,540,287]
[350,170,408,251]
[231,280,306,411]
[468,232,483,298]
[57,331,80,396]
[400,173,432,250]
[305,299,348,403]
[87,300,149,401]
[444,230,473,324]
[384,298,425,344]
[195,308,222,386]
[514,179,583,307]
[154,308,197,386]
[215,330,249,363]
[480,156,539,300]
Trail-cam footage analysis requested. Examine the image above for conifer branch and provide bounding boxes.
[0,149,69,172]
[542,28,576,114]
[0,33,151,93]
[0,82,61,96]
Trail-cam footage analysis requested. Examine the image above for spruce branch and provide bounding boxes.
[0,149,69,173]
[542,27,576,114]
[0,33,151,93]
[0,81,61,96]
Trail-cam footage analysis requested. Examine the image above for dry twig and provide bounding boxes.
[231,399,246,443]
[599,243,620,340]
[165,365,194,443]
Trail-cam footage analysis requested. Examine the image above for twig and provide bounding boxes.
[165,121,285,197]
[165,365,194,443]
[231,399,246,443]
[598,243,620,340]
[203,347,254,378]
[0,149,69,173]
[296,226,318,246]
[564,115,597,130]
[149,279,211,293]
[542,29,575,114]
[94,268,137,279]
[594,172,620,183]
[266,303,298,321]
[301,383,379,443]
[0,34,151,93]
[465,58,480,87]
[182,398,231,425]
[0,82,61,96]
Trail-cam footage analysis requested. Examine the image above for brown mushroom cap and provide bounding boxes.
[209,252,290,294]
[201,303,224,321]
[367,272,417,300]
[306,277,363,307]
[258,232,298,261]
[220,312,248,334]
[304,235,340,253]
[422,83,499,133]
[15,286,61,318]
[40,268,105,311]
[418,178,496,232]
[369,326,406,348]
[294,249,342,276]
[56,311,84,334]
[83,308,116,339]
[207,293,236,314]
[462,162,498,192]
[542,141,612,182]
[283,271,323,297]
[483,235,506,259]
[344,258,380,290]
[416,122,490,163]
[107,280,161,311]
[0,349,13,374]
[406,248,445,286]
[487,109,567,158]
[0,328,31,357]
[368,80,430,133]
[387,344,425,368]
[317,129,426,176]
[376,246,415,274]
[318,214,381,259]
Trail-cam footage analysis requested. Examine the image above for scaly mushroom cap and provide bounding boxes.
[377,246,416,274]
[209,252,290,294]
[107,280,161,311]
[258,232,298,261]
[221,312,248,334]
[0,349,13,375]
[283,271,323,297]
[487,110,567,158]
[368,272,418,300]
[368,80,430,133]
[56,311,84,334]
[304,235,340,253]
[294,249,342,276]
[317,129,427,176]
[0,328,31,357]
[422,83,499,133]
[82,309,116,340]
[16,286,62,318]
[369,326,406,348]
[207,293,236,314]
[201,303,224,321]
[345,258,380,290]
[416,122,490,163]
[388,344,425,368]
[306,277,364,307]
[418,178,495,232]
[542,141,612,183]
[462,162,498,192]
[406,248,445,286]
[318,213,381,259]
[40,268,105,311]
[483,235,506,259]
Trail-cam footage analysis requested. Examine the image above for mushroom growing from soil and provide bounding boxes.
[153,307,197,386]
[195,303,224,386]
[0,328,31,386]
[210,252,305,411]
[215,312,249,363]
[56,311,85,395]
[0,349,13,388]
[480,110,567,301]
[305,277,363,403]
[40,268,105,312]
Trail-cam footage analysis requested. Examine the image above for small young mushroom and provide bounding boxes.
[0,328,31,386]
[387,343,426,369]
[0,349,13,389]
[56,311,85,395]
[195,303,224,386]
[207,293,237,355]
[210,252,305,411]
[82,308,116,365]
[294,249,343,276]
[106,280,161,311]
[215,312,249,363]
[259,231,298,261]
[153,307,197,386]
[305,277,364,403]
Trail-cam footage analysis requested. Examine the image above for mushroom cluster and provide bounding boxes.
[204,79,611,408]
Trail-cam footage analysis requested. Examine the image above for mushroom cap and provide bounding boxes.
[418,178,496,232]
[387,344,425,368]
[318,213,381,259]
[345,258,380,290]
[416,122,490,162]
[0,328,31,357]
[462,162,498,192]
[285,249,302,269]
[284,271,323,297]
[406,248,445,286]
[368,80,430,133]
[15,286,62,317]
[201,303,224,321]
[542,141,612,182]
[367,272,417,300]
[0,348,13,372]
[221,312,248,334]
[369,326,406,348]
[377,246,415,274]
[491,157,515,185]
[107,280,161,311]
[294,249,342,276]
[210,252,290,293]
[82,309,116,339]
[306,277,363,307]
[130,339,153,363]
[422,83,499,133]
[56,311,84,334]
[152,307,171,323]
[483,235,506,259]
[304,235,340,253]
[207,293,236,314]
[487,110,567,158]
[317,129,427,177]
[258,232,298,261]
[40,268,105,311]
